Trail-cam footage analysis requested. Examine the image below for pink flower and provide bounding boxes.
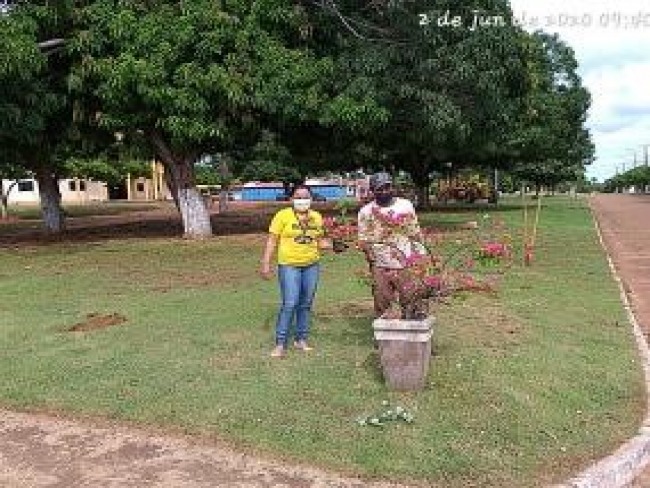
[480,242,509,258]
[424,275,443,289]
[404,252,426,267]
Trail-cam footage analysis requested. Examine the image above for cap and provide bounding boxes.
[369,172,393,190]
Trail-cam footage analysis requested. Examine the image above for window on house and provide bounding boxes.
[17,181,34,192]
[79,180,87,192]
[69,180,76,191]
[136,182,145,192]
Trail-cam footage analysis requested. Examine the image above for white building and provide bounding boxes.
[1,178,109,205]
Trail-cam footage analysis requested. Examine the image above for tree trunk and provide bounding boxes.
[165,159,212,238]
[35,170,65,233]
[1,196,7,220]
[415,183,430,210]
[411,168,431,210]
[218,189,228,213]
[218,158,230,213]
[149,131,212,238]
[0,182,16,220]
[1,181,17,220]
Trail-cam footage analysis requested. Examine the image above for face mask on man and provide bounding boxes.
[293,198,312,212]
[375,192,393,206]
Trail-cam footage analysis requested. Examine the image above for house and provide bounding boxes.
[112,161,171,201]
[1,161,172,205]
[304,178,347,200]
[240,182,286,201]
[305,177,371,201]
[1,178,108,205]
[240,177,370,202]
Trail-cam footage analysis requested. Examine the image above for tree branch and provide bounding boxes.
[37,38,66,56]
[308,0,410,45]
[38,38,65,50]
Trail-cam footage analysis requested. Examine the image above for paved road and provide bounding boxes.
[590,194,650,487]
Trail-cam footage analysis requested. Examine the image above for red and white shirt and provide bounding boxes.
[357,198,424,269]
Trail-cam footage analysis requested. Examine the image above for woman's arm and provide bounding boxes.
[260,234,279,280]
[357,212,375,264]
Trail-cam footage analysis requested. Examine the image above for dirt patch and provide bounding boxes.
[315,299,376,320]
[0,409,410,488]
[0,201,480,248]
[68,313,128,332]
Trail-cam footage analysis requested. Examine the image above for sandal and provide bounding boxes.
[294,341,314,352]
[270,346,286,358]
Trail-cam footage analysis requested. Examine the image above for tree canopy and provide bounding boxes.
[0,1,78,232]
[604,165,650,193]
[68,0,387,236]
[1,1,595,234]
[506,32,594,190]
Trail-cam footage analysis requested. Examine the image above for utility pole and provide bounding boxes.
[641,144,650,166]
[626,148,637,168]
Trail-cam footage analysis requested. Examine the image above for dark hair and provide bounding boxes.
[292,184,312,196]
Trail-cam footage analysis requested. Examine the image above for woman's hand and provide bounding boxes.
[260,234,278,280]
[318,238,333,250]
[259,261,274,280]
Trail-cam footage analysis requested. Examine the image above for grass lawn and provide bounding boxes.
[4,201,163,220]
[0,196,644,487]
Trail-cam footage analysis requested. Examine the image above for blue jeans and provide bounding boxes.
[275,263,320,347]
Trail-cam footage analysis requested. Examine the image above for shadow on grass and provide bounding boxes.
[362,350,384,384]
[0,201,527,248]
[0,212,272,247]
[341,314,385,385]
[430,203,523,213]
[313,301,386,383]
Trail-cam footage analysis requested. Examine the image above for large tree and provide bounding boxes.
[307,1,531,207]
[70,0,384,237]
[0,1,80,233]
[507,32,594,190]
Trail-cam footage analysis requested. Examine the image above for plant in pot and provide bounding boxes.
[326,211,512,390]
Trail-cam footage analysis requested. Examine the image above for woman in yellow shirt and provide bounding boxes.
[260,185,329,358]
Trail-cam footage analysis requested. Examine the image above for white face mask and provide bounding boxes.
[292,198,312,212]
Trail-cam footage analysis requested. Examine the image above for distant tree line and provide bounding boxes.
[604,166,650,193]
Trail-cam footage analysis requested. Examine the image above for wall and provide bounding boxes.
[1,178,108,205]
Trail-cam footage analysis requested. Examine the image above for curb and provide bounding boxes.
[553,203,650,488]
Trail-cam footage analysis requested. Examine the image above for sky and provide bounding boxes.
[508,0,650,181]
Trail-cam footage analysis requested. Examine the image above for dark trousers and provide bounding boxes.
[371,266,427,319]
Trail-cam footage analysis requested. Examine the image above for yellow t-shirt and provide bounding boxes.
[269,208,324,266]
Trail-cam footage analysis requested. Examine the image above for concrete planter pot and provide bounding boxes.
[372,317,434,391]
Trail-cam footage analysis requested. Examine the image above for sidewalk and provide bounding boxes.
[590,195,650,336]
[589,194,650,488]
